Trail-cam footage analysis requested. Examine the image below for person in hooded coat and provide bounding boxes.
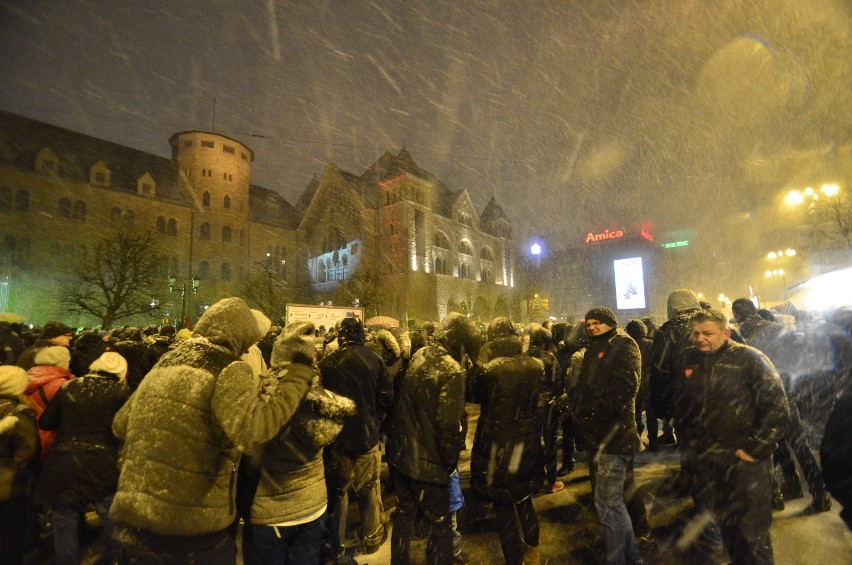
[34,351,131,565]
[0,365,40,564]
[527,325,564,494]
[24,346,74,461]
[240,321,357,565]
[389,312,479,565]
[109,298,315,563]
[470,317,544,565]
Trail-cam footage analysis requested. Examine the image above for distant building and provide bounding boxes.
[0,111,515,325]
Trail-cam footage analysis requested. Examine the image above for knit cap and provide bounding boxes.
[0,366,29,396]
[34,346,71,370]
[584,307,618,328]
[89,351,128,380]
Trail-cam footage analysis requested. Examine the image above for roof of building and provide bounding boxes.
[249,184,301,228]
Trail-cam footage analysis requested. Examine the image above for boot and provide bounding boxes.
[771,491,785,511]
[522,543,540,565]
[805,489,832,514]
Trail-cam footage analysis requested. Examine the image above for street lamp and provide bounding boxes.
[765,249,796,300]
[168,273,200,328]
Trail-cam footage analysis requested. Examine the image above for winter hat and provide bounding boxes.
[0,366,29,396]
[338,317,366,346]
[584,307,618,328]
[528,325,552,349]
[41,320,73,340]
[89,351,128,380]
[624,319,648,342]
[159,324,176,338]
[34,346,71,370]
[175,328,192,340]
[367,329,401,366]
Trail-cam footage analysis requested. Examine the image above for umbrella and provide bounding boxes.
[365,315,400,328]
[0,312,26,323]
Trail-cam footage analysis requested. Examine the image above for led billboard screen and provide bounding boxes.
[613,257,646,310]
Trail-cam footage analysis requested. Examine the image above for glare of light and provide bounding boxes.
[804,187,814,195]
[786,249,796,257]
[696,292,703,298]
[765,271,772,278]
[821,183,840,197]
[768,251,778,260]
[791,267,852,310]
[786,191,804,205]
[530,242,541,255]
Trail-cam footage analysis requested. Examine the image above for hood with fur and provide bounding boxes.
[192,297,267,357]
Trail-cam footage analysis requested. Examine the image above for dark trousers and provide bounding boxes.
[774,403,824,494]
[536,405,560,483]
[243,514,326,565]
[697,456,775,565]
[492,494,539,565]
[114,529,236,564]
[560,415,577,466]
[391,471,454,565]
[0,495,28,565]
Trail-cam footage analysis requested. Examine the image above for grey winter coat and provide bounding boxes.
[110,298,314,537]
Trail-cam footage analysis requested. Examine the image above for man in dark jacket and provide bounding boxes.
[680,309,790,565]
[389,312,479,565]
[319,317,394,560]
[527,325,564,493]
[470,317,544,565]
[574,307,643,565]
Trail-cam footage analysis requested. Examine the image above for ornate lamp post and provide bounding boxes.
[168,273,200,328]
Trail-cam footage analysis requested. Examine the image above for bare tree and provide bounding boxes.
[333,266,388,318]
[64,227,165,329]
[238,263,290,323]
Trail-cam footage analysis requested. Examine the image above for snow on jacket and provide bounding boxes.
[470,336,544,501]
[247,385,356,525]
[110,297,314,537]
[319,342,393,456]
[0,394,39,500]
[388,343,468,485]
[573,328,642,455]
[526,345,563,408]
[33,371,131,509]
[24,364,74,460]
[677,341,790,460]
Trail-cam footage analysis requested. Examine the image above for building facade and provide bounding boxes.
[0,111,515,326]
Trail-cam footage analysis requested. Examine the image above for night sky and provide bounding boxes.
[2,0,849,262]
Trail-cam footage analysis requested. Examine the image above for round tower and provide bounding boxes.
[168,131,253,218]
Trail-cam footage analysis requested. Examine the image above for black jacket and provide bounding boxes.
[678,341,790,461]
[526,345,563,408]
[574,328,642,455]
[320,342,393,456]
[649,311,697,420]
[470,337,543,501]
[34,371,131,509]
[388,343,467,485]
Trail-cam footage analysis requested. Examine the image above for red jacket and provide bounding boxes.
[24,365,74,460]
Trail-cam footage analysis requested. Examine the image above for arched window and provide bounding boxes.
[14,190,29,212]
[73,200,86,222]
[59,198,72,218]
[458,240,473,255]
[342,255,349,279]
[480,247,494,261]
[111,207,122,224]
[200,222,211,240]
[434,256,445,275]
[167,218,178,236]
[198,261,209,280]
[222,226,232,242]
[202,191,210,207]
[220,263,231,281]
[224,195,231,209]
[156,216,166,234]
[434,231,450,249]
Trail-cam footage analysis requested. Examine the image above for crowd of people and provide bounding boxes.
[0,288,850,565]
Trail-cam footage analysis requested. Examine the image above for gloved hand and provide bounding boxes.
[271,321,317,366]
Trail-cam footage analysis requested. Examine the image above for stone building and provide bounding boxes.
[0,111,516,326]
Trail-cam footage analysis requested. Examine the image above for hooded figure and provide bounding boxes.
[109,298,315,560]
[470,317,545,565]
[389,312,479,565]
[25,346,74,460]
[649,289,702,421]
